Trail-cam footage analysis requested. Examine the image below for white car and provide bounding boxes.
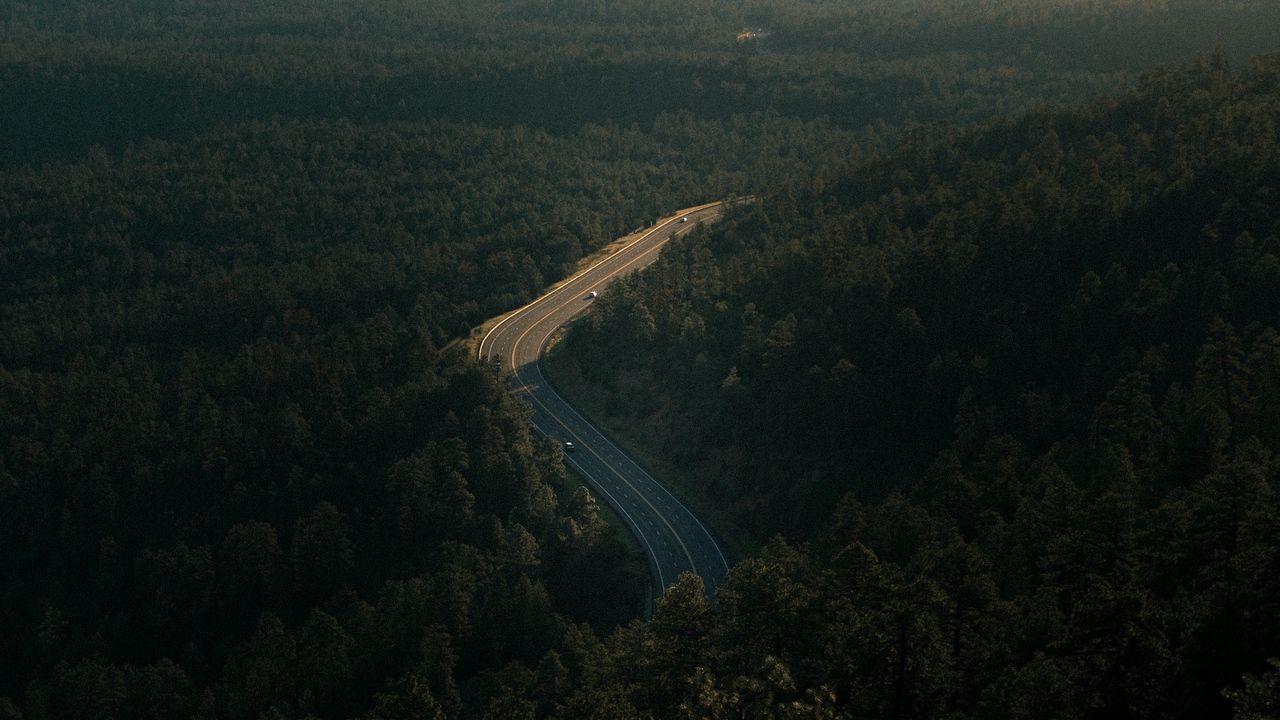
[563,441,576,453]
[678,216,688,223]
[586,291,597,299]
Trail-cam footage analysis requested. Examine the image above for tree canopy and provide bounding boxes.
[4,0,1280,717]
[547,54,1280,718]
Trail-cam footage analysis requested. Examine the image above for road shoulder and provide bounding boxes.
[541,330,757,561]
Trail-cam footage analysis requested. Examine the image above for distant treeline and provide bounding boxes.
[7,0,1280,163]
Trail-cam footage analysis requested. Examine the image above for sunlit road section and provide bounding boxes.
[478,201,735,598]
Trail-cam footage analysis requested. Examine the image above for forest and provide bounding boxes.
[8,0,1280,165]
[548,55,1280,717]
[2,0,1279,717]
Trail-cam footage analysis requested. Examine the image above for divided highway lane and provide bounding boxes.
[478,201,733,598]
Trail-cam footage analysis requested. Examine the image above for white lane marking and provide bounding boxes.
[554,425,667,593]
[520,365,702,575]
[531,359,731,577]
[492,200,747,593]
[504,205,721,373]
[477,201,722,362]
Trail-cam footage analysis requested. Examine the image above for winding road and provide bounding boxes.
[477,200,734,599]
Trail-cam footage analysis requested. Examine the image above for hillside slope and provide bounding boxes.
[543,54,1280,719]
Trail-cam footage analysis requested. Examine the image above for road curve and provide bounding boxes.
[478,201,733,598]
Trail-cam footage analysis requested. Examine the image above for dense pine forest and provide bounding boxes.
[3,0,1280,718]
[548,55,1280,718]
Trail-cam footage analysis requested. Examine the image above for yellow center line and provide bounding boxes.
[505,214,709,580]
[504,209,697,371]
[478,201,722,362]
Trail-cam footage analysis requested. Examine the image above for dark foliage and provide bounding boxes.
[4,0,1280,717]
[8,0,1280,166]
[0,119,670,720]
[548,56,1280,718]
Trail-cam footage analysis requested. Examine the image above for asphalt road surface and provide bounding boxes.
[478,200,734,598]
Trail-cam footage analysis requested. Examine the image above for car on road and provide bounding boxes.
[586,291,597,299]
[563,441,576,453]
[678,216,688,223]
